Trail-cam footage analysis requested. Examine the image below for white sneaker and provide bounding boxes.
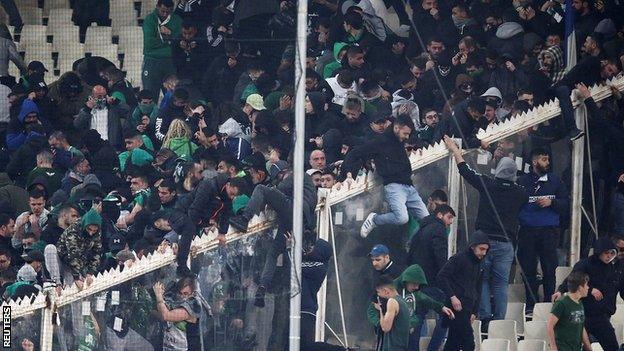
[360,212,377,238]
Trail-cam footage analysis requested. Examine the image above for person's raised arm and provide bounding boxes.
[444,135,485,191]
[338,138,379,182]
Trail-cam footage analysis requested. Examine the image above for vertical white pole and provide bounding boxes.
[446,154,461,257]
[289,0,307,349]
[315,194,329,341]
[40,289,55,351]
[569,103,586,265]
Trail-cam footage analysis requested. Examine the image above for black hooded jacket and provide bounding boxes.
[436,230,489,313]
[407,215,448,285]
[557,237,624,319]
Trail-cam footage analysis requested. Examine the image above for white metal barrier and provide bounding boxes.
[2,74,624,349]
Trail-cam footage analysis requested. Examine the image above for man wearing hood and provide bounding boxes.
[395,264,455,351]
[553,236,624,351]
[436,230,489,351]
[487,21,524,61]
[445,136,528,323]
[55,208,103,288]
[6,123,48,187]
[6,98,46,151]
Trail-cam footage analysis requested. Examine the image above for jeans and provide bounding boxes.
[517,227,559,309]
[553,85,578,133]
[375,183,429,226]
[479,240,514,320]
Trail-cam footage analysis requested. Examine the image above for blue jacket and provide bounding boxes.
[517,172,569,227]
[6,99,45,151]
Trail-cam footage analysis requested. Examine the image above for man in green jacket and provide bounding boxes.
[142,0,182,100]
[368,264,454,350]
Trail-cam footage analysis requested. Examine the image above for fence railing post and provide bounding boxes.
[569,102,587,265]
[40,286,55,351]
[447,147,461,257]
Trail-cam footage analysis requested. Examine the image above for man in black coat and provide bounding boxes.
[340,115,430,239]
[407,204,455,285]
[437,230,489,351]
[445,135,528,323]
[553,236,624,351]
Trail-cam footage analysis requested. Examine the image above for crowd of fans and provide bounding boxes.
[0,0,624,349]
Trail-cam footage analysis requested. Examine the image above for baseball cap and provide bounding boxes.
[23,250,44,263]
[245,94,266,111]
[306,168,322,176]
[242,152,266,171]
[28,61,49,73]
[108,232,127,253]
[369,244,390,257]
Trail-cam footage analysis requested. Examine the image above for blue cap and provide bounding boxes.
[369,244,390,257]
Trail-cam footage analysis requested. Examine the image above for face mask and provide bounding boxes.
[138,102,154,114]
[95,98,107,109]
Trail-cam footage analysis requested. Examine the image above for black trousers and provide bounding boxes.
[586,315,619,351]
[517,226,559,308]
[443,309,474,351]
[244,185,293,287]
[301,312,345,351]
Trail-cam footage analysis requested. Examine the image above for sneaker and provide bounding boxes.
[229,215,250,233]
[360,212,377,238]
[568,128,585,141]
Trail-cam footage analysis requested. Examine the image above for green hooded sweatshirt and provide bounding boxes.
[323,42,348,78]
[119,147,155,172]
[164,137,198,161]
[366,264,445,328]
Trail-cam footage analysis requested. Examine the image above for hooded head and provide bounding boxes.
[496,22,524,40]
[18,99,40,124]
[333,42,349,61]
[469,230,490,260]
[17,264,37,283]
[81,208,102,235]
[538,45,565,85]
[494,157,517,182]
[398,264,428,292]
[218,118,244,139]
[593,236,617,264]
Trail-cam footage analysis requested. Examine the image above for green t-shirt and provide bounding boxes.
[383,296,410,351]
[551,295,585,351]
